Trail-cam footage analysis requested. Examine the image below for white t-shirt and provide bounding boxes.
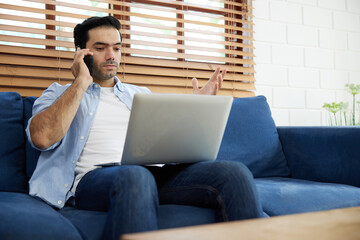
[71,87,130,194]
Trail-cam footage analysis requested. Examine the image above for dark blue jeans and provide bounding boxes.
[75,161,262,240]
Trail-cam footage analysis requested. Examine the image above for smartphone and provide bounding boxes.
[84,55,94,76]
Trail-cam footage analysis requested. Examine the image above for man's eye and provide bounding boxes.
[96,48,104,51]
[114,48,121,51]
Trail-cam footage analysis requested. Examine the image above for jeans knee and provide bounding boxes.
[206,161,254,183]
[110,166,157,197]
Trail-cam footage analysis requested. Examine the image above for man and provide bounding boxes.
[26,16,262,240]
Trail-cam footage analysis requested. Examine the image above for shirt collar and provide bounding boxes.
[114,76,125,92]
[87,76,124,92]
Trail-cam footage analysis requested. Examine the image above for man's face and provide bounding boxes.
[86,26,121,84]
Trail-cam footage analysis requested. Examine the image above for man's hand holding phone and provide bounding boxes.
[71,47,94,90]
[83,55,93,76]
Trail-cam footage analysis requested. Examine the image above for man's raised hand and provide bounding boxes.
[192,66,226,95]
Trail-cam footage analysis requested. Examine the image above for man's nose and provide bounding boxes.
[105,48,115,60]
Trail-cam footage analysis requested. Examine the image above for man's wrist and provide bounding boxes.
[73,76,92,92]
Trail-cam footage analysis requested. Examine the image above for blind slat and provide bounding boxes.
[144,85,254,98]
[0,58,255,83]
[0,45,255,73]
[123,22,253,43]
[122,39,254,57]
[0,24,73,38]
[0,33,254,64]
[0,21,253,48]
[0,13,74,28]
[0,76,72,88]
[28,0,252,25]
[0,24,254,53]
[121,75,255,90]
[0,86,45,97]
[1,2,252,33]
[123,48,254,65]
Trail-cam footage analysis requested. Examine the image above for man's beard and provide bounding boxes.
[94,60,119,81]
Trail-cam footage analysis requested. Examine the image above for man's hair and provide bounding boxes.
[73,16,122,49]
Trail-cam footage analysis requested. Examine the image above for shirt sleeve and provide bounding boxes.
[25,83,70,151]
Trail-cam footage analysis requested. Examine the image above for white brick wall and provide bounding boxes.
[270,1,302,24]
[305,48,334,69]
[253,20,287,43]
[272,44,304,66]
[288,25,318,46]
[290,110,322,126]
[303,7,332,27]
[253,0,360,126]
[288,67,319,88]
[255,64,288,86]
[319,29,347,50]
[349,32,360,51]
[334,12,360,31]
[273,88,306,108]
[318,0,346,10]
[348,0,360,13]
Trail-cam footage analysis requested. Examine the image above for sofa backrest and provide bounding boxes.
[217,95,290,178]
[1,92,291,190]
[0,92,27,193]
[278,126,360,187]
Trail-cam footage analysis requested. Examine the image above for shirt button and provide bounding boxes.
[72,160,76,164]
[95,96,98,99]
[65,184,69,187]
[80,136,84,140]
[58,200,62,205]
[95,85,99,88]
[89,112,93,116]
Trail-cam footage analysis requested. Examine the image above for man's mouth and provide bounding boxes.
[103,64,116,69]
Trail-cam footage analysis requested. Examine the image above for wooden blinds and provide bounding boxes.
[0,0,255,97]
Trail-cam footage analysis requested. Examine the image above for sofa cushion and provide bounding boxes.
[255,177,360,216]
[23,96,41,180]
[60,204,216,240]
[217,96,290,178]
[277,126,360,187]
[158,205,216,229]
[0,192,82,240]
[60,207,107,240]
[0,92,27,193]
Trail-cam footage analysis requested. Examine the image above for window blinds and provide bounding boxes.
[0,0,255,97]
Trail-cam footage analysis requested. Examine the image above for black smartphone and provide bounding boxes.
[84,55,94,76]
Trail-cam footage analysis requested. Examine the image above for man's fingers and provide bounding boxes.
[210,66,221,82]
[218,68,227,88]
[192,78,199,93]
[221,68,227,78]
[74,48,92,61]
[71,48,93,78]
[217,74,223,89]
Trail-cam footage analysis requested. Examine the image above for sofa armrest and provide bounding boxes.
[277,126,360,187]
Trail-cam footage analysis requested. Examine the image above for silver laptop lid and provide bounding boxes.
[121,93,233,165]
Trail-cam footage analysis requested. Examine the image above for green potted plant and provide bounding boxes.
[323,83,360,126]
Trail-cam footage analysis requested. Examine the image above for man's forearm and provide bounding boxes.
[30,79,88,150]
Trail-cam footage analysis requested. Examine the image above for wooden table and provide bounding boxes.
[121,207,360,240]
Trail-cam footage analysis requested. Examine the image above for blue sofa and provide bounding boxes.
[1,91,360,240]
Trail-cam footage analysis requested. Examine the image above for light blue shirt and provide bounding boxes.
[26,77,151,208]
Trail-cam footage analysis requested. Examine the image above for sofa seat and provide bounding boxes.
[255,177,360,216]
[59,204,216,240]
[0,192,82,240]
[0,190,216,240]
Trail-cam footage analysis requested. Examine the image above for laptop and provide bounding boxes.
[120,93,233,165]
